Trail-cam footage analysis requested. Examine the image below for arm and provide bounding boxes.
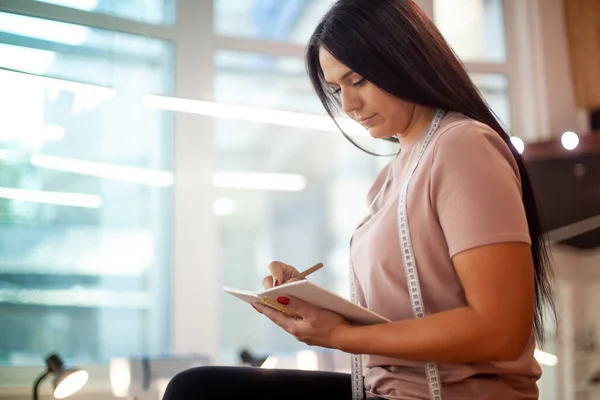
[334,241,535,363]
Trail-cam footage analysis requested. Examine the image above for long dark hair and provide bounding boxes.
[306,0,555,345]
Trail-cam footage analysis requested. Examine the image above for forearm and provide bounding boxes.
[334,306,528,363]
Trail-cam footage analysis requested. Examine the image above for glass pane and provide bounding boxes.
[214,0,336,44]
[34,0,176,25]
[0,14,174,367]
[214,50,397,154]
[470,73,510,129]
[434,0,506,62]
[0,12,173,92]
[215,51,394,367]
[215,50,322,114]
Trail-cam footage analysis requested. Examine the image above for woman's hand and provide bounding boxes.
[252,296,351,349]
[262,261,300,289]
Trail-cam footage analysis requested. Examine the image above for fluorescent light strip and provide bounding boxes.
[0,288,149,307]
[143,95,366,135]
[38,0,99,12]
[0,150,172,187]
[0,11,91,46]
[0,187,101,208]
[214,171,306,191]
[31,154,174,187]
[0,69,115,99]
[534,349,558,366]
[1,151,306,191]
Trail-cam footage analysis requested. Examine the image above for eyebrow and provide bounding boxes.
[324,69,355,85]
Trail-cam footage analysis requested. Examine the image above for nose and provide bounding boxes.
[340,88,362,114]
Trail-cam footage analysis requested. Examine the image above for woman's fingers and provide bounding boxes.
[268,261,298,286]
[262,275,274,289]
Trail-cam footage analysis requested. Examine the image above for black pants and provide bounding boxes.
[162,366,380,399]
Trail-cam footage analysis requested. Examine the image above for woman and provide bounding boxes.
[163,0,555,399]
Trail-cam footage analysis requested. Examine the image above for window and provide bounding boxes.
[471,73,510,128]
[433,0,512,129]
[0,13,174,367]
[433,0,506,62]
[34,0,176,25]
[214,0,335,44]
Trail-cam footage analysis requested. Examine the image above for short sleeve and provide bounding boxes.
[430,122,531,258]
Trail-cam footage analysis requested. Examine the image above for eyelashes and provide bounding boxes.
[331,78,367,96]
[352,78,367,88]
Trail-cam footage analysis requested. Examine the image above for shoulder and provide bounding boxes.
[434,112,510,151]
[431,112,518,171]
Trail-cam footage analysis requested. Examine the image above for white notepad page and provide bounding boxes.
[224,280,389,326]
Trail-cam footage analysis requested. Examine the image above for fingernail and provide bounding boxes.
[273,279,279,287]
[251,304,262,313]
[276,296,289,305]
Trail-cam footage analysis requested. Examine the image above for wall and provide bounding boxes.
[510,0,589,142]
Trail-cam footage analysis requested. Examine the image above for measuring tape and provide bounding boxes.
[349,271,365,400]
[349,109,445,400]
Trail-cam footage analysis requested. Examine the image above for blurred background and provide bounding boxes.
[0,0,598,399]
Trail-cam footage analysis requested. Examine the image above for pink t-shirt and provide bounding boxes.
[350,112,541,399]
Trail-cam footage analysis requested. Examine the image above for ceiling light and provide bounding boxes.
[561,131,579,150]
[143,95,365,135]
[0,69,115,100]
[30,155,173,187]
[0,11,90,46]
[509,136,525,154]
[213,171,306,191]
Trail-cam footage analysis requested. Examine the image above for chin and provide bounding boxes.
[368,127,394,140]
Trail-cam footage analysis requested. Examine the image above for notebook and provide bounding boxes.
[223,280,389,325]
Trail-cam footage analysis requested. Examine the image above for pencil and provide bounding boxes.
[294,262,324,280]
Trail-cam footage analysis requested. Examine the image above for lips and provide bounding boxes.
[359,114,377,126]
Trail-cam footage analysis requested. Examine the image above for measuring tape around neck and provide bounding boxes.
[349,109,445,400]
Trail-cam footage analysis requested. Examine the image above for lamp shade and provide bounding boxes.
[34,353,88,400]
[53,369,89,399]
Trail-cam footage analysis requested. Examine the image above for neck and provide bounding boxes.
[395,106,437,147]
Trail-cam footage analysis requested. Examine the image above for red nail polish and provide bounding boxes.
[276,296,289,305]
[273,279,279,287]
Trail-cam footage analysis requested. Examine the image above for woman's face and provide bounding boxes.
[319,47,415,140]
